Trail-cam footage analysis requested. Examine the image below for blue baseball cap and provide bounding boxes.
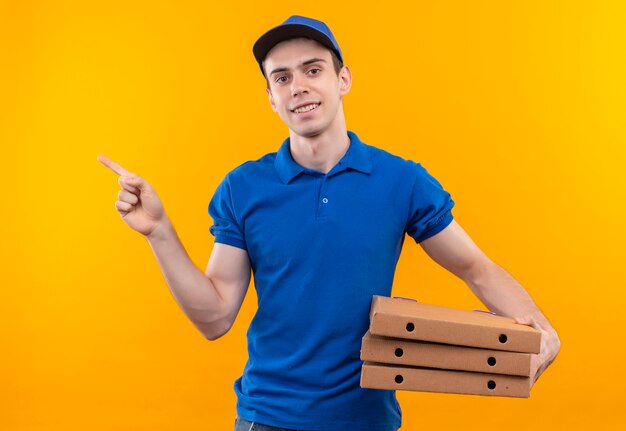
[252,15,343,76]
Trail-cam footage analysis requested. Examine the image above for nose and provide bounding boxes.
[291,72,309,97]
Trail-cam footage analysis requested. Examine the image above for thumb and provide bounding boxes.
[515,315,538,329]
[122,175,146,190]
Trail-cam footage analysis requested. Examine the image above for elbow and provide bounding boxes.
[204,329,227,341]
[201,317,234,341]
[204,332,224,341]
[462,255,495,290]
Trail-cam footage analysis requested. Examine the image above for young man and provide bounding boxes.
[99,15,560,431]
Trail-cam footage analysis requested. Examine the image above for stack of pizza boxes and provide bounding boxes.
[360,296,541,398]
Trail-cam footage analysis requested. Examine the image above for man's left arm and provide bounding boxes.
[420,219,561,385]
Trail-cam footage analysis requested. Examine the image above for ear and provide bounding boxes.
[266,87,277,112]
[338,65,352,97]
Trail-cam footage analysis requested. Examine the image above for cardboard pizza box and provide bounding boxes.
[360,331,532,376]
[360,361,531,398]
[368,296,541,353]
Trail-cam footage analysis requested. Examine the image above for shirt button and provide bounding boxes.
[322,197,329,204]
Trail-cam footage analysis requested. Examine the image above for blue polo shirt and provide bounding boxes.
[208,131,454,431]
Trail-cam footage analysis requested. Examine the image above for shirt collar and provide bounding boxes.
[274,130,373,184]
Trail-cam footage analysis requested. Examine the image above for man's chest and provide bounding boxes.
[237,172,410,268]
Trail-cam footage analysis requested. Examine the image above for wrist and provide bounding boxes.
[145,216,174,243]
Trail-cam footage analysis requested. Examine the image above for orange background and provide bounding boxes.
[2,1,625,429]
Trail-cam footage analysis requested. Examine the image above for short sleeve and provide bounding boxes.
[405,163,455,243]
[208,176,247,250]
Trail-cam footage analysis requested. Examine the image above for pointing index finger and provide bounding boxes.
[97,154,130,176]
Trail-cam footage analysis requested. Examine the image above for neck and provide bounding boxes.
[288,106,350,174]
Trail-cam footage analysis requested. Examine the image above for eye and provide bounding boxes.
[308,67,321,75]
[275,75,288,84]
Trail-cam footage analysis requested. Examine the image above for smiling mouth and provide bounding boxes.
[291,103,320,114]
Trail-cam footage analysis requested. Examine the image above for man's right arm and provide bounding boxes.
[98,154,251,340]
[146,220,251,340]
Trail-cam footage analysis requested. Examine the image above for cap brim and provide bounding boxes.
[252,24,341,71]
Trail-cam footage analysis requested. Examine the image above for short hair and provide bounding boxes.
[262,39,344,89]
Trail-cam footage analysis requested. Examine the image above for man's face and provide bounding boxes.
[263,38,351,138]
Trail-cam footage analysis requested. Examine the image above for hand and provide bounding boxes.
[98,154,167,237]
[515,315,560,386]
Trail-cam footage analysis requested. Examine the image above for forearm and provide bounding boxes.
[145,217,228,336]
[466,259,554,332]
[466,259,561,376]
[421,222,560,382]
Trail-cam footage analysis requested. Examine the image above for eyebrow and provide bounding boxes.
[268,58,327,77]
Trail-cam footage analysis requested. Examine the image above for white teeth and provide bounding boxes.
[293,103,319,113]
